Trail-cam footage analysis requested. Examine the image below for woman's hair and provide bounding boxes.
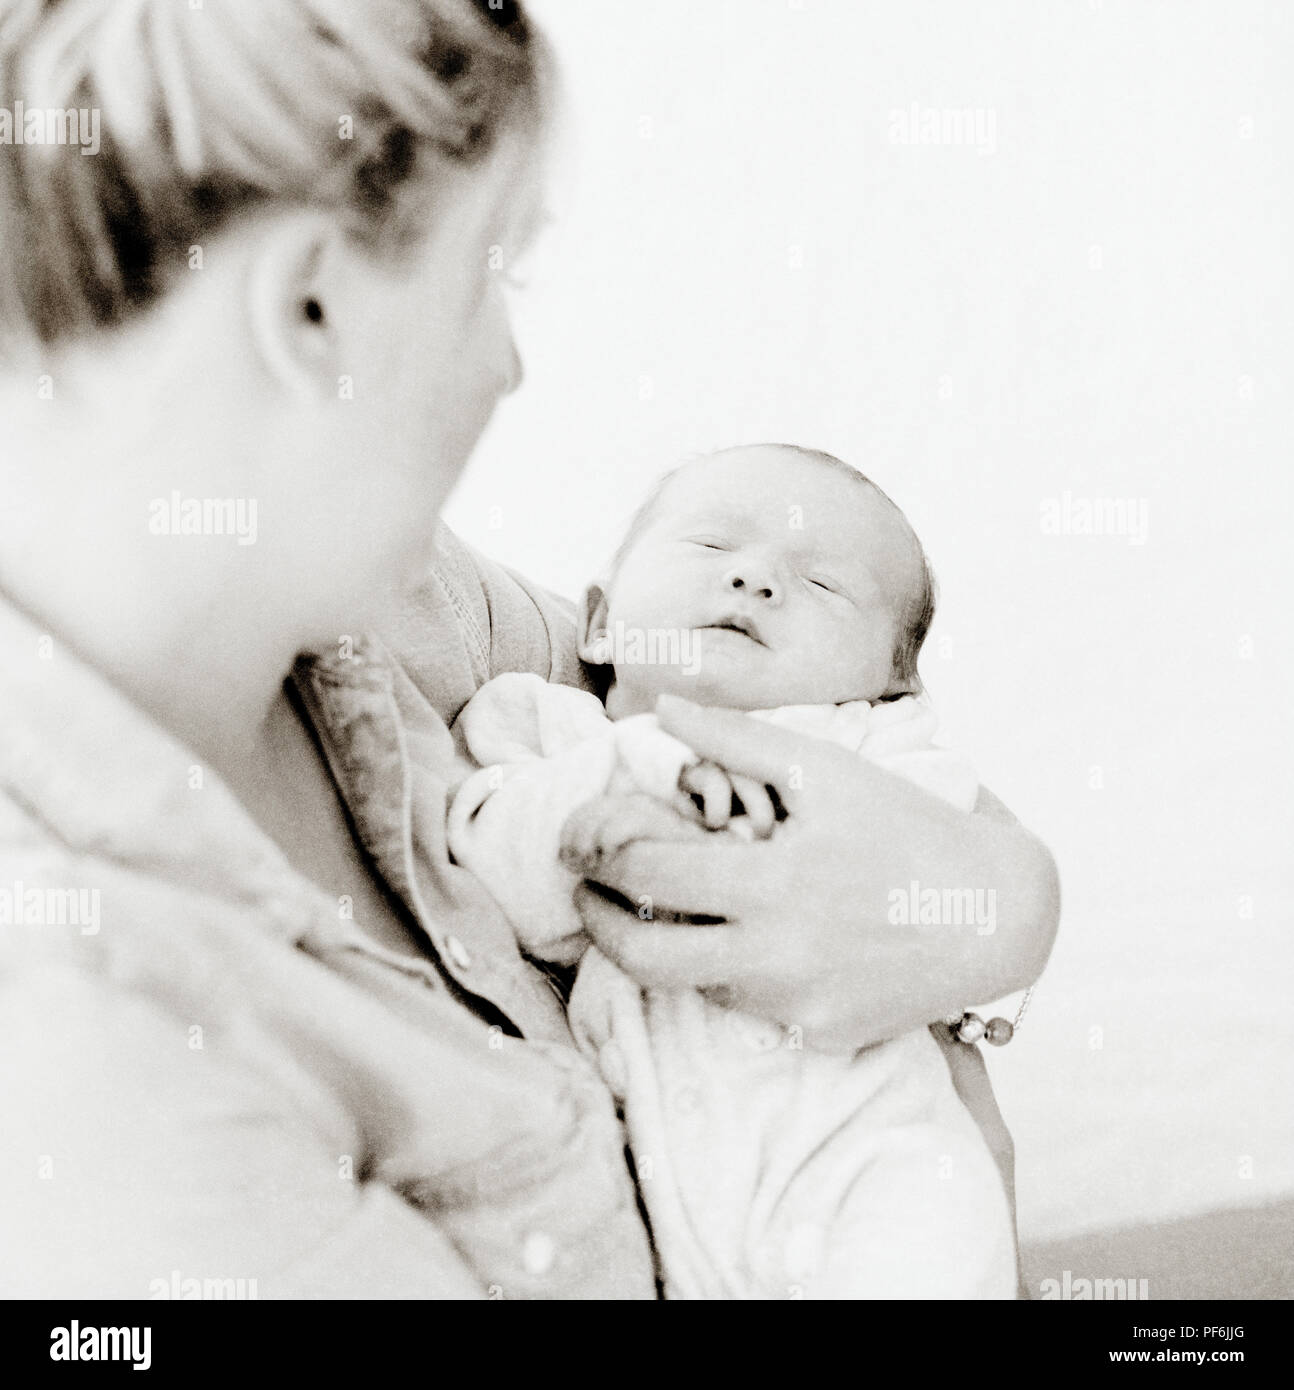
[0,0,547,354]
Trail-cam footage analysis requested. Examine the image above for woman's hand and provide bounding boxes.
[562,695,1059,1053]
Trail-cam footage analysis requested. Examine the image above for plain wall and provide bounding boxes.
[444,0,1293,1242]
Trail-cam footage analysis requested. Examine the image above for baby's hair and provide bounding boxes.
[776,446,936,696]
[607,443,937,697]
[0,0,548,355]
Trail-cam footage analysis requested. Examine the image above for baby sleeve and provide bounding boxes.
[447,680,703,964]
[447,675,623,964]
[857,697,980,812]
[753,695,979,812]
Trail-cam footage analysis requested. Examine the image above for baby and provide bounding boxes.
[448,444,1017,1298]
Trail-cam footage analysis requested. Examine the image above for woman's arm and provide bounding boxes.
[387,543,1060,1044]
[564,695,1060,1053]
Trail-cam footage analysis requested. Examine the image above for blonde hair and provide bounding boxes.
[0,0,547,353]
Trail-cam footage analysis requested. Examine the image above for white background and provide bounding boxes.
[446,0,1294,1243]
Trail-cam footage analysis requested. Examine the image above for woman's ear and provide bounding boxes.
[246,211,339,401]
[577,584,612,664]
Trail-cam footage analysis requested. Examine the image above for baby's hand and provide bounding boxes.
[677,760,779,839]
[560,792,707,875]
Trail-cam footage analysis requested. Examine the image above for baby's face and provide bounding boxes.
[599,447,924,715]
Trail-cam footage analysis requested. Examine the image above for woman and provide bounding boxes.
[0,0,1057,1297]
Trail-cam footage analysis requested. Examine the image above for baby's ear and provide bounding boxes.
[576,584,612,664]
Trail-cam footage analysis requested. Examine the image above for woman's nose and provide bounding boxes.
[724,562,782,605]
[501,337,524,396]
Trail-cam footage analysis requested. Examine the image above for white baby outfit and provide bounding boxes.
[448,673,1016,1299]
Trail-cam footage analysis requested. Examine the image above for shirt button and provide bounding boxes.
[445,936,472,970]
[522,1232,556,1276]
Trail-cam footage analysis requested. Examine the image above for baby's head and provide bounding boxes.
[580,444,936,717]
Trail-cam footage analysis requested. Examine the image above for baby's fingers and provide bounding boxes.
[679,760,735,831]
[729,773,777,840]
[560,793,704,873]
[655,695,832,810]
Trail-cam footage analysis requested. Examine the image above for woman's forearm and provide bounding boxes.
[572,699,1062,1055]
[815,789,1060,1051]
[968,784,1062,991]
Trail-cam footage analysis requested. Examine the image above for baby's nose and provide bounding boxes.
[725,565,781,603]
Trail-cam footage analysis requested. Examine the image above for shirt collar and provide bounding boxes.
[0,592,344,945]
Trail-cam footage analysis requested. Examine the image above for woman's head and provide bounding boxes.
[0,0,544,347]
[0,0,550,652]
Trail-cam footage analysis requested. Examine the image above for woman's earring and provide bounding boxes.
[587,634,613,664]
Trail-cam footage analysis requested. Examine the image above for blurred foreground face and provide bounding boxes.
[280,139,535,611]
[0,0,547,629]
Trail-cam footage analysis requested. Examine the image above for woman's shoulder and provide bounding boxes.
[376,524,597,728]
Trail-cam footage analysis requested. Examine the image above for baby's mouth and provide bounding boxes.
[700,614,767,647]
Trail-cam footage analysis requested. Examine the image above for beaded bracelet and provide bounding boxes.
[946,986,1034,1046]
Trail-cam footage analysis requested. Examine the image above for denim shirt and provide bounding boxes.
[0,526,655,1299]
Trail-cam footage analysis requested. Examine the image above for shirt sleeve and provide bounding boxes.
[0,962,485,1299]
[379,526,599,733]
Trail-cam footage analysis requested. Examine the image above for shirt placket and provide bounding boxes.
[296,648,574,1045]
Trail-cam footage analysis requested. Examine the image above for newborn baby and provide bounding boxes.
[448,444,1016,1298]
